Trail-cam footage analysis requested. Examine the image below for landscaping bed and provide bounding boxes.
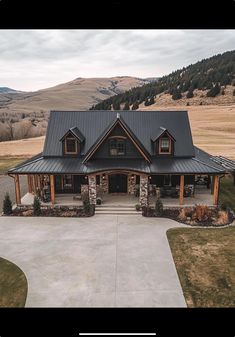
[11,205,95,217]
[142,203,234,227]
[167,227,235,307]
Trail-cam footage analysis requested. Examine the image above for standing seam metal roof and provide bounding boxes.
[43,110,195,157]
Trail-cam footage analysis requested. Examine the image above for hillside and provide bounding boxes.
[0,76,149,141]
[0,87,20,93]
[91,50,235,110]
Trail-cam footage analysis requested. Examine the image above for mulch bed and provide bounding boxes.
[142,207,235,227]
[10,205,95,217]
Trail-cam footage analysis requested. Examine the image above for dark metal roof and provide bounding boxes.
[9,146,225,175]
[151,127,175,142]
[43,110,195,157]
[211,156,235,172]
[60,126,85,143]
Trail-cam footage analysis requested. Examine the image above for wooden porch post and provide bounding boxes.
[213,175,219,206]
[179,175,184,205]
[211,175,215,195]
[50,175,55,204]
[27,175,32,193]
[15,174,21,205]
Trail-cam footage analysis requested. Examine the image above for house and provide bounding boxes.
[8,110,226,208]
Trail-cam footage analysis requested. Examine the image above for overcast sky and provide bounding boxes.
[0,30,235,92]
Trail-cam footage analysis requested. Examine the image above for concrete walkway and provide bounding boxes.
[0,215,186,307]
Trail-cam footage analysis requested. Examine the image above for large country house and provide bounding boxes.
[8,110,226,209]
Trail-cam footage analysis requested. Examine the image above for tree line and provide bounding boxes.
[90,50,235,110]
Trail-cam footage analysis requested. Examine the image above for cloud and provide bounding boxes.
[0,30,234,91]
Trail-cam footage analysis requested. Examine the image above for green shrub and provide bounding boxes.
[33,196,42,216]
[135,204,141,211]
[3,193,12,215]
[155,198,163,216]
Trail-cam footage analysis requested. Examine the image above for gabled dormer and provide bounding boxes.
[151,127,175,156]
[60,126,85,156]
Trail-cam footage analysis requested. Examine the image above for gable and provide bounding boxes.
[83,117,151,162]
[92,124,143,159]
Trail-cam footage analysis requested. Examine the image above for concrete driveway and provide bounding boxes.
[0,215,186,307]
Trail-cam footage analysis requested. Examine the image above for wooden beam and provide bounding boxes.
[15,175,21,205]
[179,175,184,205]
[211,175,215,195]
[50,175,55,204]
[213,175,219,206]
[27,175,32,193]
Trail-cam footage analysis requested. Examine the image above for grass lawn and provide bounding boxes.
[0,257,28,307]
[219,175,235,211]
[167,227,235,307]
[0,156,28,174]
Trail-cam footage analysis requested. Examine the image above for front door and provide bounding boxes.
[109,174,127,193]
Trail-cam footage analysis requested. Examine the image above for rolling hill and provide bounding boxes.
[91,50,235,110]
[0,76,149,141]
[0,76,149,115]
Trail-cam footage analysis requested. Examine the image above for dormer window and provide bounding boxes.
[60,126,85,156]
[65,136,78,154]
[159,137,171,154]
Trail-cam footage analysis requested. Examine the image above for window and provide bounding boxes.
[96,175,100,185]
[159,137,171,154]
[63,175,73,188]
[109,139,126,156]
[65,137,77,154]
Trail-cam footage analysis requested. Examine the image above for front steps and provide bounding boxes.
[95,205,140,215]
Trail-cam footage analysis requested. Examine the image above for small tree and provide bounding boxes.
[33,196,42,216]
[186,89,194,98]
[123,102,130,110]
[132,102,139,110]
[148,96,155,105]
[207,83,221,97]
[172,90,182,100]
[155,198,163,216]
[3,193,12,215]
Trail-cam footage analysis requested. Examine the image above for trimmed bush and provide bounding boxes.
[33,196,42,216]
[3,193,12,215]
[135,204,141,211]
[155,198,163,216]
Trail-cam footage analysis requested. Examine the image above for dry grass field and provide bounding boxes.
[0,136,44,157]
[141,104,235,159]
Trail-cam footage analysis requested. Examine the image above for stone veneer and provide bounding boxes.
[81,184,88,196]
[128,173,136,195]
[100,174,108,194]
[88,175,97,205]
[139,174,149,206]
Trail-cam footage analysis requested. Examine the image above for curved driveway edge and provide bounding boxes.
[0,215,186,307]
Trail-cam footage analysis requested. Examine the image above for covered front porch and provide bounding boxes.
[10,171,220,208]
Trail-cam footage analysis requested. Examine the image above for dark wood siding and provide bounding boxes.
[93,124,142,159]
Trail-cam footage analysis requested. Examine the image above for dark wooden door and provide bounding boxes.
[109,174,127,193]
[74,175,88,193]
